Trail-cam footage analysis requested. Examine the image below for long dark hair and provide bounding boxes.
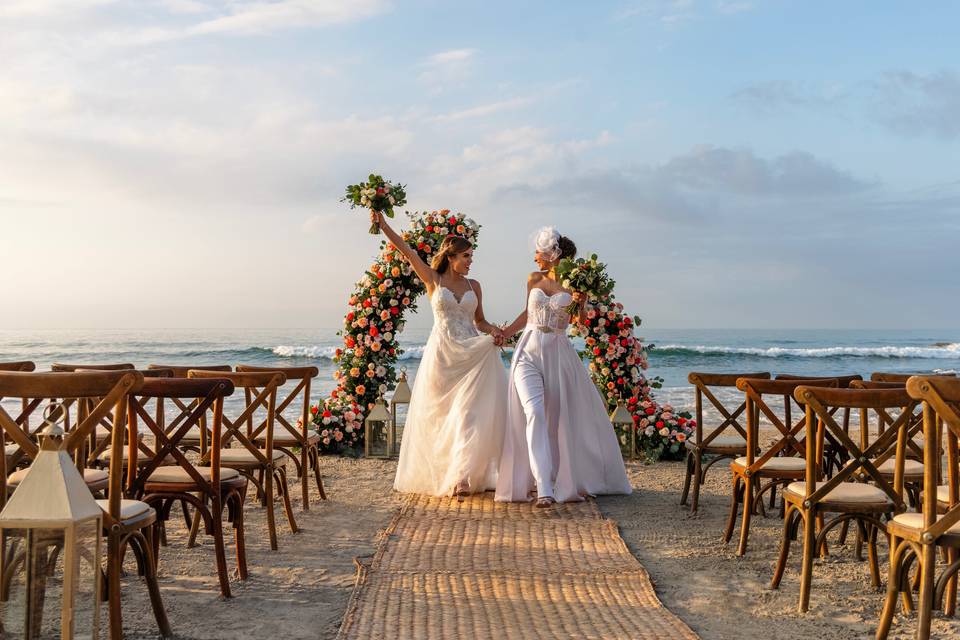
[430,236,472,274]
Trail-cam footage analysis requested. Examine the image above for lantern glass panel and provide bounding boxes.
[365,419,390,458]
[0,519,100,640]
[391,403,408,456]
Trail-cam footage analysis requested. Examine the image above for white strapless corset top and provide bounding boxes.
[526,288,572,333]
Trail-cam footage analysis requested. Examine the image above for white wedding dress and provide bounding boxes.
[393,279,507,496]
[495,288,632,503]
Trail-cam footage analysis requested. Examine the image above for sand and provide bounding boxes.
[115,456,960,640]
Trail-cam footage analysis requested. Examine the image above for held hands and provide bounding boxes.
[491,328,506,347]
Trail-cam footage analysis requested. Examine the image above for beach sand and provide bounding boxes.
[116,456,959,639]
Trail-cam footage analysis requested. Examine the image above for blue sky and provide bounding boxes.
[1,1,958,329]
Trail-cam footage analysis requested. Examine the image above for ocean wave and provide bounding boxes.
[652,343,960,359]
[272,345,427,361]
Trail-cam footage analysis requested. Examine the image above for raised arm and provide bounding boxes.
[371,210,437,294]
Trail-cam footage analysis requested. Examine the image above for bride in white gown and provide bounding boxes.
[371,211,508,498]
[495,227,632,506]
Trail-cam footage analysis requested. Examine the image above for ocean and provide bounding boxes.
[1,328,958,419]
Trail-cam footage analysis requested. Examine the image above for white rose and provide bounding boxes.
[388,195,395,204]
[322,417,331,425]
[344,425,353,433]
[659,427,669,436]
[383,332,393,341]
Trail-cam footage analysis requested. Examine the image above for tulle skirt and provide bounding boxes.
[393,328,507,496]
[495,327,632,502]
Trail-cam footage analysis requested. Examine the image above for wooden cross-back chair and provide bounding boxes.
[126,376,247,598]
[771,385,916,613]
[147,365,232,453]
[681,371,770,513]
[188,369,298,551]
[51,363,136,449]
[724,377,837,557]
[877,376,960,639]
[236,364,326,507]
[0,370,170,639]
[776,374,862,475]
[0,362,35,469]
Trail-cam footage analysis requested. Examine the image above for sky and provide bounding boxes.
[1,0,958,330]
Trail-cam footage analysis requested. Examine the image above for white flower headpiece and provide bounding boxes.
[533,226,561,262]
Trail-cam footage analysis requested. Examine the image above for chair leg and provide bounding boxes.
[139,528,171,637]
[737,475,754,557]
[310,446,327,500]
[210,495,232,598]
[230,487,248,580]
[816,513,829,559]
[723,475,741,544]
[771,506,797,590]
[945,548,958,617]
[186,494,206,549]
[277,467,300,534]
[265,465,279,551]
[680,451,694,506]
[798,510,816,613]
[300,446,310,510]
[917,544,938,639]
[866,522,881,590]
[690,451,704,513]
[876,534,902,640]
[107,533,123,640]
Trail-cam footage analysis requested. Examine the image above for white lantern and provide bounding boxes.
[364,399,392,459]
[390,369,412,457]
[610,402,636,461]
[0,404,102,639]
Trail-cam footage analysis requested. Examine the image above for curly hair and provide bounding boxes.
[430,235,472,274]
[558,235,577,260]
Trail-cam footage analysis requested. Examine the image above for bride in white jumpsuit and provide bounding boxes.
[494,227,632,506]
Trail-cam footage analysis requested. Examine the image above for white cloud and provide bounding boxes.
[418,48,478,92]
[431,97,534,123]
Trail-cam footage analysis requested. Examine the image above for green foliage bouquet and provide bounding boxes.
[342,174,408,234]
[555,254,616,315]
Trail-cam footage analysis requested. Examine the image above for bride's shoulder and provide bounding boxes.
[527,271,546,284]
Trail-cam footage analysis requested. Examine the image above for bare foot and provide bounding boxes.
[454,481,470,502]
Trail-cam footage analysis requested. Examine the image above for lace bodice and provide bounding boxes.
[526,288,572,332]
[431,286,480,341]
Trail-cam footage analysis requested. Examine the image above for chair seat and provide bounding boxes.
[98,448,175,466]
[784,481,894,507]
[220,448,286,466]
[842,458,925,479]
[257,433,322,446]
[937,485,957,505]
[732,456,806,473]
[95,498,153,521]
[686,434,747,452]
[95,426,143,442]
[146,466,241,485]
[8,467,108,488]
[888,512,960,544]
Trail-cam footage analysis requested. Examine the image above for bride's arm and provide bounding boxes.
[501,272,541,337]
[570,292,589,325]
[371,210,437,294]
[471,281,503,342]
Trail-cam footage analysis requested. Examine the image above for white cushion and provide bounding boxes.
[8,468,107,486]
[692,434,747,450]
[891,512,960,537]
[876,459,924,477]
[733,456,806,473]
[146,466,240,484]
[785,481,893,505]
[220,449,285,464]
[97,449,174,464]
[95,499,152,520]
[4,444,18,456]
[937,485,957,504]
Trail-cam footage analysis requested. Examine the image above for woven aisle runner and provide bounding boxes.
[336,493,698,639]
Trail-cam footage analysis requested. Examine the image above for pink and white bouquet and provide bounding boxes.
[342,174,408,234]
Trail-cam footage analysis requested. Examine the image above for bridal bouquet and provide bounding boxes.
[555,254,615,315]
[342,174,408,234]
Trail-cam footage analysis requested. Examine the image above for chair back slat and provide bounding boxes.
[907,376,960,538]
[236,365,319,444]
[687,371,770,447]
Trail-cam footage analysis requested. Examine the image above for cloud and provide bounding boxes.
[431,97,535,123]
[616,0,753,24]
[418,48,478,92]
[870,70,960,139]
[731,80,845,113]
